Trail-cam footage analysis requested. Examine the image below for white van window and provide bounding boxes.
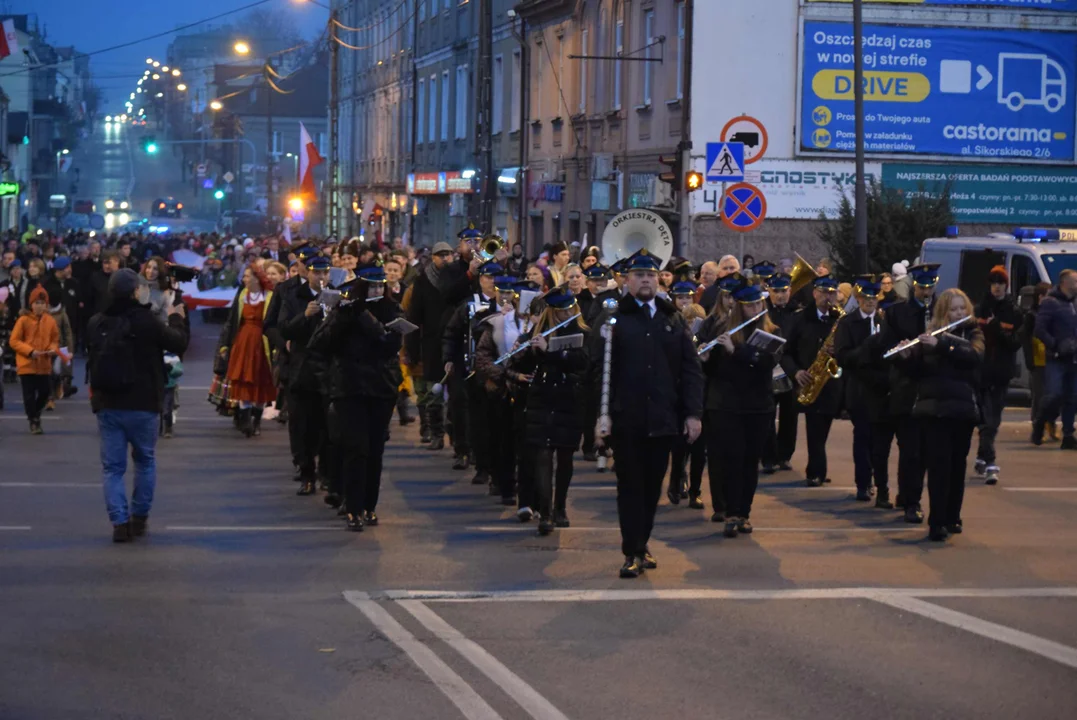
[1010,253,1039,294]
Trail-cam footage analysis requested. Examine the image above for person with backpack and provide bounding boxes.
[87,269,189,543]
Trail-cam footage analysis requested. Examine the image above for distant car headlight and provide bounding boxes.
[105,200,115,209]
[120,201,129,210]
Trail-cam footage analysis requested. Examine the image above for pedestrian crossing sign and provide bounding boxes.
[705,142,745,183]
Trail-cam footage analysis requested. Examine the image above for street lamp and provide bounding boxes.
[152,73,160,80]
[153,61,160,67]
[172,69,181,77]
[210,100,223,111]
[146,58,153,64]
[234,41,251,56]
[162,66,170,72]
[288,196,304,212]
[176,83,187,92]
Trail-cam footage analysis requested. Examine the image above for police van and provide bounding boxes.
[920,228,1077,390]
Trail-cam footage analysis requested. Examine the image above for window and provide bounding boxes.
[642,9,654,106]
[533,40,543,120]
[511,49,521,132]
[492,55,504,134]
[676,1,686,99]
[441,70,450,141]
[455,65,468,139]
[271,130,282,155]
[317,132,327,158]
[613,6,623,110]
[429,0,437,19]
[417,78,425,144]
[597,7,608,110]
[578,28,588,114]
[428,75,437,143]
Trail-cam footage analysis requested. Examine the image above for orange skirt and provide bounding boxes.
[225,320,276,405]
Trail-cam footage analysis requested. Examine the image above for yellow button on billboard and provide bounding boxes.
[812,70,931,102]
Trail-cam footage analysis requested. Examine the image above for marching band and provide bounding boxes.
[258,211,1007,578]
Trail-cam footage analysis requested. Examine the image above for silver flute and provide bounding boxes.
[492,314,579,366]
[696,309,769,355]
[882,315,973,359]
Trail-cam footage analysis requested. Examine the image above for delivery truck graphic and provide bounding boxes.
[998,53,1066,113]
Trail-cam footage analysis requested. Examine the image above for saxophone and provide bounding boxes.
[796,307,845,406]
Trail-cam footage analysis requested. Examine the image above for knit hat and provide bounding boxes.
[29,285,50,306]
[891,260,909,279]
[988,265,1009,285]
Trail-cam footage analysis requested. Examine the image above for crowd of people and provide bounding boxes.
[2,226,1076,572]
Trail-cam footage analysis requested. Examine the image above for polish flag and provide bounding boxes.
[298,122,324,200]
[0,20,19,61]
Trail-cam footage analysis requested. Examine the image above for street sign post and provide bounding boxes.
[721,182,767,232]
[705,142,745,183]
[196,163,207,177]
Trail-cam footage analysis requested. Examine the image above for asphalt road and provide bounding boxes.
[1,302,1076,719]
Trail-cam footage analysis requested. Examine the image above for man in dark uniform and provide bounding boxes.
[278,257,333,496]
[761,272,800,473]
[442,261,501,482]
[833,275,894,506]
[780,276,844,487]
[881,263,940,523]
[597,250,704,578]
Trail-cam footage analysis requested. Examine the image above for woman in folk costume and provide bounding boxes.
[475,275,529,509]
[217,266,277,437]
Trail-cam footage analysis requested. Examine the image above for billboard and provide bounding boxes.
[882,162,1077,223]
[805,0,1077,9]
[800,22,1077,161]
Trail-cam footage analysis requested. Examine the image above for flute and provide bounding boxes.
[882,315,973,359]
[492,314,579,366]
[696,309,769,355]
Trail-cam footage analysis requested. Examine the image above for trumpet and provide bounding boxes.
[696,309,769,355]
[477,233,504,262]
[882,315,973,359]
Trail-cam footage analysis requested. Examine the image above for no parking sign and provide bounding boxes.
[720,183,766,232]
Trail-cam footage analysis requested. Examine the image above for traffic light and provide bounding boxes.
[658,154,683,191]
[213,190,225,200]
[140,136,158,154]
[685,170,704,193]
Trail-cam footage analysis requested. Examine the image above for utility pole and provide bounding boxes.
[328,6,340,237]
[513,14,529,255]
[477,0,495,232]
[409,0,419,246]
[853,0,869,274]
[266,83,275,217]
[678,0,694,258]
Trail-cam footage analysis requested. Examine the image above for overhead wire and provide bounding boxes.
[331,0,408,33]
[331,0,418,51]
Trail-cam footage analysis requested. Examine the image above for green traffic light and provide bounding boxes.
[146,143,158,154]
[213,190,225,200]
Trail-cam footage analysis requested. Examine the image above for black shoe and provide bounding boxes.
[553,509,570,528]
[469,469,487,486]
[667,486,681,505]
[737,518,753,534]
[130,515,148,537]
[711,510,726,523]
[537,519,554,536]
[1062,436,1077,451]
[619,555,644,578]
[29,421,44,435]
[639,548,657,569]
[874,493,894,510]
[723,519,739,538]
[947,521,963,534]
[680,486,689,500]
[112,522,132,543]
[345,513,364,532]
[688,494,705,510]
[363,511,378,526]
[1030,423,1045,446]
[904,505,924,524]
[823,477,832,484]
[399,415,416,426]
[855,488,872,502]
[277,410,288,424]
[427,437,445,451]
[251,409,263,436]
[777,462,793,472]
[292,468,303,483]
[761,464,776,475]
[454,455,472,471]
[805,477,822,487]
[928,526,949,542]
[420,432,432,444]
[324,493,342,509]
[974,458,986,476]
[66,386,79,397]
[582,451,597,462]
[297,480,317,496]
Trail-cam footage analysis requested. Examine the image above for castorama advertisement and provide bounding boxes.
[800,22,1077,161]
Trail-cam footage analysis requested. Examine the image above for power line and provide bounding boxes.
[332,0,408,33]
[331,1,418,51]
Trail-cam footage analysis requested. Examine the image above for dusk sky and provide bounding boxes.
[17,0,328,103]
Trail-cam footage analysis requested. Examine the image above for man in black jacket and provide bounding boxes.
[762,273,801,473]
[279,256,333,496]
[1034,268,1077,449]
[88,250,122,316]
[597,251,704,578]
[881,263,939,523]
[780,276,844,487]
[974,265,1025,482]
[88,269,189,543]
[834,275,894,506]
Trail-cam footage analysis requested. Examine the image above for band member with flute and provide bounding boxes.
[699,280,782,538]
[882,263,940,524]
[833,274,893,506]
[780,276,844,488]
[761,272,800,474]
[596,250,704,578]
[894,288,983,541]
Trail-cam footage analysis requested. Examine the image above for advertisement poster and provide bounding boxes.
[805,0,1077,10]
[882,162,1077,223]
[800,22,1077,161]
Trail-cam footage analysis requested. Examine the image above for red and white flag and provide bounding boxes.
[298,122,324,200]
[0,20,19,61]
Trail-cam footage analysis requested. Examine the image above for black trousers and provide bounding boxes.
[923,417,974,528]
[467,377,491,472]
[714,411,769,519]
[448,373,470,457]
[804,412,833,481]
[333,396,395,515]
[977,384,1007,466]
[20,375,51,422]
[514,396,536,511]
[488,393,517,499]
[581,380,598,455]
[762,390,798,466]
[289,386,326,480]
[895,415,926,509]
[870,419,895,496]
[703,411,727,515]
[669,434,705,497]
[849,406,873,492]
[614,433,674,557]
[533,446,574,519]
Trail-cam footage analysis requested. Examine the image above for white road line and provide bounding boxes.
[373,587,1077,603]
[342,592,504,720]
[399,600,571,720]
[464,525,919,534]
[0,526,32,531]
[1004,487,1077,492]
[0,483,98,488]
[166,525,339,532]
[868,593,1077,671]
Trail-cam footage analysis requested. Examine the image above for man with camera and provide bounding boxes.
[1033,268,1077,449]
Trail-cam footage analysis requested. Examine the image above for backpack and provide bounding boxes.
[89,314,136,393]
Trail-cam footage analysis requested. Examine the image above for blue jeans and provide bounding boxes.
[1040,361,1077,437]
[97,410,159,525]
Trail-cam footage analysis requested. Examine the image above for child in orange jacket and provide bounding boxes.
[9,286,60,434]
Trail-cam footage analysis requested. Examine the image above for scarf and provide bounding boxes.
[424,260,443,290]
